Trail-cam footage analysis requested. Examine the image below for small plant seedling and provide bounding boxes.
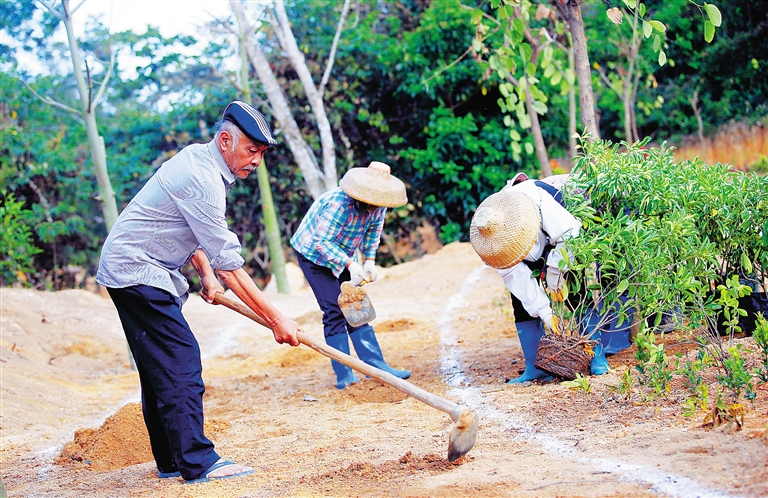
[562,373,592,393]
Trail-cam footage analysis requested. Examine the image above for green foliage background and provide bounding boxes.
[1,0,766,289]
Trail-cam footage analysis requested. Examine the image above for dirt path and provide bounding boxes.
[1,242,767,497]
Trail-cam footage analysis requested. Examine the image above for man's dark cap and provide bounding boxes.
[222,101,280,147]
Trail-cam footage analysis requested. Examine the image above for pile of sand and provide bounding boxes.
[56,403,153,471]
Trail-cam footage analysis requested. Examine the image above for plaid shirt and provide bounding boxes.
[290,187,386,277]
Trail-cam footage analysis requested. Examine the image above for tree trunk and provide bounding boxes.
[690,89,707,162]
[231,1,328,200]
[272,0,337,191]
[62,2,118,230]
[557,0,600,140]
[630,72,641,143]
[523,79,552,177]
[256,160,289,293]
[568,43,577,159]
[622,95,633,144]
[235,18,289,294]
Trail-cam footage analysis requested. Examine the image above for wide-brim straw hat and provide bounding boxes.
[340,161,407,208]
[469,190,540,269]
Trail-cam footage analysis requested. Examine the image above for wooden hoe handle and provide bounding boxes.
[213,293,467,422]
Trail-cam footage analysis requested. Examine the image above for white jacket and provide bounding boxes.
[495,179,581,322]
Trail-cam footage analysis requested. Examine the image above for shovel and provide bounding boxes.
[213,293,479,462]
[338,281,375,327]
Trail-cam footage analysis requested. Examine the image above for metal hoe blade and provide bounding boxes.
[338,281,376,327]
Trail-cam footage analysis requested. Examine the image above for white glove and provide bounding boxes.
[539,307,555,334]
[363,259,378,283]
[545,266,564,292]
[347,261,366,286]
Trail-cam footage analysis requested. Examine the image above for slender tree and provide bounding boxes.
[229,0,347,200]
[232,8,290,294]
[28,0,119,230]
[552,0,600,139]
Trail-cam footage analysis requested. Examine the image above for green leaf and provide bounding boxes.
[704,20,715,43]
[649,20,666,33]
[513,18,525,35]
[509,129,521,141]
[623,0,637,8]
[617,279,629,294]
[532,100,548,114]
[471,8,484,24]
[740,252,753,274]
[551,71,562,85]
[658,50,667,66]
[565,69,575,85]
[524,142,534,155]
[529,85,547,101]
[643,20,653,38]
[704,3,722,27]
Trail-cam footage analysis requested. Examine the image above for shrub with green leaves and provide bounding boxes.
[561,137,767,336]
[0,190,42,286]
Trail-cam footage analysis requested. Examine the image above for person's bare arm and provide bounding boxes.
[216,267,301,347]
[189,249,226,303]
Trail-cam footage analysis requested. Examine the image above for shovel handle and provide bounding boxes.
[213,293,467,422]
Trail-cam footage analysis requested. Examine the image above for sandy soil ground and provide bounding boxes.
[1,242,767,498]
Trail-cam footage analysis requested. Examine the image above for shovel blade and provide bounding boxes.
[447,408,479,462]
[338,282,376,327]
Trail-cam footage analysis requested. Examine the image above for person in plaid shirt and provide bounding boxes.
[291,162,411,389]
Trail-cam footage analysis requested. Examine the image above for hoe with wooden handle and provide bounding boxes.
[213,293,479,462]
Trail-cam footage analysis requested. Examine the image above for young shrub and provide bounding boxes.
[0,190,42,286]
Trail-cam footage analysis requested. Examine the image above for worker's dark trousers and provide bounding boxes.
[107,285,219,480]
[294,250,363,338]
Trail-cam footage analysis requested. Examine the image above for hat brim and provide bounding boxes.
[340,168,407,208]
[470,190,540,269]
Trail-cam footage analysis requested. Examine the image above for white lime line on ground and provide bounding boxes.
[437,265,734,498]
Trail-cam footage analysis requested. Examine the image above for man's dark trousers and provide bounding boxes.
[294,250,362,338]
[107,285,219,480]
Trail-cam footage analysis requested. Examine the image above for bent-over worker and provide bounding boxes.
[469,173,631,384]
[290,161,411,389]
[97,101,302,483]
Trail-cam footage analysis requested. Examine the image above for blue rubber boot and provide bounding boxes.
[325,334,359,389]
[583,308,609,375]
[600,295,634,354]
[589,330,610,375]
[349,325,411,379]
[508,320,553,384]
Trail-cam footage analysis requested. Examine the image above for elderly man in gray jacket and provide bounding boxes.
[97,101,301,484]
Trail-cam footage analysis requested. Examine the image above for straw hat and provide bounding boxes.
[469,190,540,269]
[340,161,407,208]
